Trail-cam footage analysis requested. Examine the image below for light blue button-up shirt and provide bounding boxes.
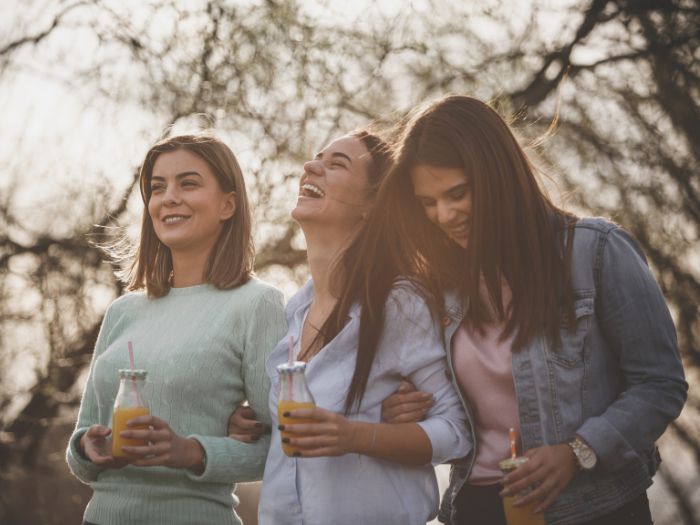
[259,280,471,525]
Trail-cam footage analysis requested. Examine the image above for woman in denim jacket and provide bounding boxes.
[355,95,687,524]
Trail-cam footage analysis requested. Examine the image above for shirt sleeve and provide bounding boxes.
[382,284,472,465]
[65,305,115,483]
[576,227,687,471]
[185,286,287,483]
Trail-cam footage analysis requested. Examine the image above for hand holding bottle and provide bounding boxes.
[80,424,129,469]
[118,414,206,473]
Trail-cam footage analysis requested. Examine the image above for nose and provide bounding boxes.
[303,159,323,176]
[436,200,455,226]
[162,184,181,206]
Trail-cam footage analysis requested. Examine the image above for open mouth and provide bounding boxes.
[446,222,469,237]
[162,214,191,224]
[300,183,325,199]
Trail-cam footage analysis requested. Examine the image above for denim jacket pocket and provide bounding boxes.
[547,296,595,368]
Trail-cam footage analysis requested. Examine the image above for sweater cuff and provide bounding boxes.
[65,428,103,482]
[185,434,269,483]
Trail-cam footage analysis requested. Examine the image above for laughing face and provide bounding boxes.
[147,149,235,256]
[411,165,472,249]
[292,135,372,229]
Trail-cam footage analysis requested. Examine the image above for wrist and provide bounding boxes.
[186,438,206,474]
[351,421,375,455]
[78,432,90,461]
[567,436,597,471]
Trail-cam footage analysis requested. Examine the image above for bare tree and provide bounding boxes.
[0,0,697,523]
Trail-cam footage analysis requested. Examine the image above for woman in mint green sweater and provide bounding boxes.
[66,134,286,525]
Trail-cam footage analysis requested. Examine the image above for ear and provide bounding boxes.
[220,191,236,221]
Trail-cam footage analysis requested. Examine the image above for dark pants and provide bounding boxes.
[453,483,653,525]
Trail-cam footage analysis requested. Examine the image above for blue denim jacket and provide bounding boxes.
[438,218,688,525]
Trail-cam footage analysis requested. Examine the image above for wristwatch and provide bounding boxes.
[568,436,597,471]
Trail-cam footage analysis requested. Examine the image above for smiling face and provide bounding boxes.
[292,135,372,230]
[411,165,472,249]
[147,149,235,257]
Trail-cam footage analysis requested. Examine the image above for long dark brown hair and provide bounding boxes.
[331,95,577,412]
[126,133,254,297]
[309,130,394,413]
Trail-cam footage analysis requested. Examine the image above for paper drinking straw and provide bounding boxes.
[127,341,138,405]
[287,336,295,364]
[287,336,295,399]
[509,427,517,459]
[128,341,136,370]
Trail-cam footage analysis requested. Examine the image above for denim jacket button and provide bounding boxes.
[442,315,451,326]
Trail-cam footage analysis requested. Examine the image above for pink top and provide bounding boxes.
[451,286,519,485]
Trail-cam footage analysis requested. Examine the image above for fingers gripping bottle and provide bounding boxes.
[276,361,315,456]
[111,369,150,458]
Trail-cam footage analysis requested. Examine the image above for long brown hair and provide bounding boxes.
[126,133,254,297]
[333,95,578,411]
[310,130,394,413]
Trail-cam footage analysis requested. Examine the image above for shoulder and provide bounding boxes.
[573,216,619,235]
[236,276,284,303]
[218,278,285,319]
[385,278,434,327]
[573,217,644,258]
[386,277,428,304]
[106,290,148,317]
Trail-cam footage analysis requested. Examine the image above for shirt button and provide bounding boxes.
[442,316,451,326]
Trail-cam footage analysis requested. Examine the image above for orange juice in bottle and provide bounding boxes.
[111,369,149,458]
[276,361,315,456]
[499,456,546,525]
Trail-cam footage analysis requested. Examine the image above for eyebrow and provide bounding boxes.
[315,151,353,164]
[150,171,203,182]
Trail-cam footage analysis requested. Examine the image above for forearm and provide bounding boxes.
[185,433,270,483]
[350,421,432,465]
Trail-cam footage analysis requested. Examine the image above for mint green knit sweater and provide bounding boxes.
[66,278,286,525]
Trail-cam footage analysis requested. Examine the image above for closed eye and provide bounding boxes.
[447,185,470,200]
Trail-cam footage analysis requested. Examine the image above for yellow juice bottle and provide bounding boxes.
[499,456,546,525]
[276,361,315,457]
[111,369,149,458]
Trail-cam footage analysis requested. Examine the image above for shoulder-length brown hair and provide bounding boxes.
[333,96,577,406]
[126,133,254,297]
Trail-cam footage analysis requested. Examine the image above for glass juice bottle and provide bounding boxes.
[111,369,150,458]
[499,456,546,525]
[276,361,316,456]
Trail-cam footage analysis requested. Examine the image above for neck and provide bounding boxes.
[303,222,356,311]
[170,247,212,288]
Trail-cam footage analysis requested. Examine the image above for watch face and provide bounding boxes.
[570,438,597,470]
[578,448,596,469]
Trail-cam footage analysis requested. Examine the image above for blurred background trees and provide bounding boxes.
[0,0,698,523]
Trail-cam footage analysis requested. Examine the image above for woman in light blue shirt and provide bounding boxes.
[243,130,470,525]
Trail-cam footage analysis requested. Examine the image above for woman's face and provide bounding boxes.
[292,135,371,230]
[410,165,472,249]
[148,149,235,256]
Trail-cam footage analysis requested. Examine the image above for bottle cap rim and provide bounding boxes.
[276,361,307,373]
[118,368,148,379]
